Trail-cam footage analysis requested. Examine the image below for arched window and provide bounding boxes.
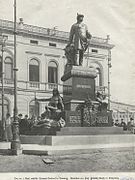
[89,62,103,87]
[0,98,9,121]
[29,59,39,82]
[48,61,58,83]
[4,57,13,79]
[95,67,102,87]
[29,100,39,118]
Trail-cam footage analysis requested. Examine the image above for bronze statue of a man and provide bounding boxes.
[67,14,92,66]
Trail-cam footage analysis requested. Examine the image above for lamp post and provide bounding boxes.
[0,33,8,141]
[11,0,22,155]
[126,107,129,124]
[107,49,112,111]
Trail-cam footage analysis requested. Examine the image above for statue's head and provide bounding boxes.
[77,13,84,23]
[53,88,59,96]
[6,113,11,118]
[96,91,101,97]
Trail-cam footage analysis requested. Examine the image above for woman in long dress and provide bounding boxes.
[36,88,64,111]
[5,113,13,141]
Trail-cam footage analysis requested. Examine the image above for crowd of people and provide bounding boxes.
[0,107,66,141]
[0,97,134,141]
[113,118,134,131]
[0,113,41,142]
[18,114,38,135]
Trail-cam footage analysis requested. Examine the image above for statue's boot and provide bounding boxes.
[74,53,79,66]
[79,50,84,66]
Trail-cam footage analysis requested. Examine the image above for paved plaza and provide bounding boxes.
[0,149,134,172]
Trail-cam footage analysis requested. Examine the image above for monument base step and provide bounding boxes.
[56,127,129,135]
[20,134,135,146]
[0,142,134,156]
[22,143,135,155]
[20,135,46,145]
[45,134,134,146]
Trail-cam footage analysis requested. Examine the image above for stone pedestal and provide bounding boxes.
[61,66,97,111]
[61,66,97,126]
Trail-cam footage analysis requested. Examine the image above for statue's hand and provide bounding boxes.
[87,39,91,44]
[86,31,92,39]
[67,43,71,47]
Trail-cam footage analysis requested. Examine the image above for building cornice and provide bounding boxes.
[0,19,115,49]
[110,100,135,108]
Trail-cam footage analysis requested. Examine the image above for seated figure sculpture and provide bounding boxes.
[35,88,65,131]
[96,91,108,111]
[36,88,64,112]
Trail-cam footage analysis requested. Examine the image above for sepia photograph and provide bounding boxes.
[0,0,135,176]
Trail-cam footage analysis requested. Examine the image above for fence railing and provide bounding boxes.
[1,79,63,93]
[0,78,107,95]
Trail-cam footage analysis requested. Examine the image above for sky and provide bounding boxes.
[0,0,135,105]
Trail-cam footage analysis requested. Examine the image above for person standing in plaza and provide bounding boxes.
[5,113,13,141]
[127,117,134,131]
[120,119,127,131]
[19,114,29,134]
[114,119,120,127]
[18,113,23,124]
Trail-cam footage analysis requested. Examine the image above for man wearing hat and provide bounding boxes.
[68,13,92,66]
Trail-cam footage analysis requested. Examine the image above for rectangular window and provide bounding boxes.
[49,42,56,47]
[29,65,39,82]
[5,64,12,79]
[48,67,57,83]
[91,49,98,53]
[30,40,38,45]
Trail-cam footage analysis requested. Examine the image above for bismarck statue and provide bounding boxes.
[65,13,92,66]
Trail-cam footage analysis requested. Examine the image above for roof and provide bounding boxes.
[0,19,114,49]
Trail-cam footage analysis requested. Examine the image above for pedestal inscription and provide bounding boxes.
[62,66,97,103]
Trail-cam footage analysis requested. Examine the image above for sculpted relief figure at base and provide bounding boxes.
[36,88,64,112]
[65,14,92,66]
[34,88,65,132]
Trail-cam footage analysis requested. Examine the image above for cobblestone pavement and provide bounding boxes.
[0,150,135,172]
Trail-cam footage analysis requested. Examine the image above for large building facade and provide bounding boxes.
[0,18,126,120]
[111,101,135,123]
